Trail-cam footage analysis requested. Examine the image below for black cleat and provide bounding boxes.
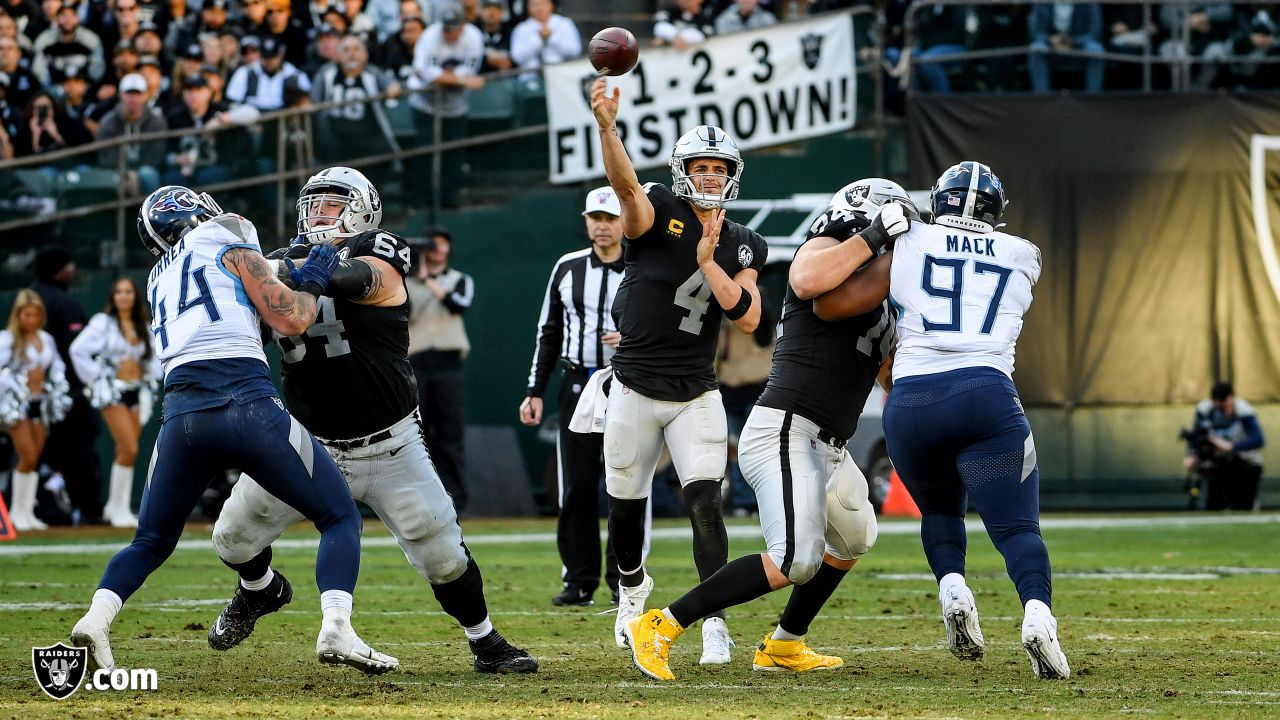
[208,572,293,651]
[469,630,538,674]
[551,585,594,607]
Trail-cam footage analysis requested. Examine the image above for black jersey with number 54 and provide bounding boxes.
[274,229,417,440]
[609,183,767,402]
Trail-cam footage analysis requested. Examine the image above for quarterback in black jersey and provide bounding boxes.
[625,179,917,681]
[588,77,767,668]
[208,167,536,675]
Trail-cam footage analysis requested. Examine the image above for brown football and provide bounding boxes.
[589,27,639,77]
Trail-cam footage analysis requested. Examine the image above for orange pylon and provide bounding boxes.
[881,469,921,518]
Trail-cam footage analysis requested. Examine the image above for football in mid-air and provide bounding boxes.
[589,27,639,77]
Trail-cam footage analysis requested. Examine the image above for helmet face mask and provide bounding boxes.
[670,125,743,210]
[929,161,1007,233]
[136,185,222,257]
[297,166,382,244]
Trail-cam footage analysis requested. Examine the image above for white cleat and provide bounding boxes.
[940,584,985,661]
[1022,613,1071,680]
[614,575,653,649]
[316,619,399,675]
[105,510,139,529]
[11,511,48,532]
[698,617,733,665]
[70,615,116,673]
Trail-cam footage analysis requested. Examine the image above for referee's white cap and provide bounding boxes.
[582,186,622,217]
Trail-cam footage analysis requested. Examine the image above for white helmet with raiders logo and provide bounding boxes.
[828,177,921,221]
[297,166,383,244]
[670,125,744,210]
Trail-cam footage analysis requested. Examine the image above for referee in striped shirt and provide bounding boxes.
[520,186,627,607]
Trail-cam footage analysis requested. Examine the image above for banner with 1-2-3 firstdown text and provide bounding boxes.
[544,12,855,185]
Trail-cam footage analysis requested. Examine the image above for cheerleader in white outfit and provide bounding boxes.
[70,277,161,528]
[1,290,72,532]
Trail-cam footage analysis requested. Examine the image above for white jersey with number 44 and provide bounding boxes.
[889,222,1041,380]
[145,214,268,379]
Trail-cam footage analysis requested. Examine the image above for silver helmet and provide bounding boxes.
[296,166,383,244]
[670,125,743,210]
[828,178,920,221]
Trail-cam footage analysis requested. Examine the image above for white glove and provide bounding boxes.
[861,201,911,253]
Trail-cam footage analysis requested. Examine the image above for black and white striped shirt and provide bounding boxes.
[525,248,624,397]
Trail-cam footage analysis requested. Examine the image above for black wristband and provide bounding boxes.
[724,285,752,321]
[297,281,326,298]
[860,223,888,254]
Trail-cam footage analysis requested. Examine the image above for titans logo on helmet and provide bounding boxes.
[152,188,201,214]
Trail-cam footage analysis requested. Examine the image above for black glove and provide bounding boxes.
[285,244,341,295]
[859,201,911,254]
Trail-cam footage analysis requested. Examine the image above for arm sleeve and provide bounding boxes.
[325,259,381,300]
[413,33,445,85]
[68,313,109,385]
[527,262,567,396]
[225,67,249,103]
[440,273,473,314]
[1234,415,1265,452]
[508,23,540,67]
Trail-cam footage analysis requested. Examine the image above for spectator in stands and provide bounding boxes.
[17,85,90,154]
[3,0,46,44]
[57,61,101,134]
[476,0,510,72]
[199,61,225,100]
[905,5,968,93]
[0,70,26,159]
[312,32,400,180]
[341,0,377,41]
[0,5,36,55]
[1219,9,1280,89]
[367,0,422,42]
[1028,2,1105,93]
[376,9,422,78]
[1158,4,1233,89]
[0,33,40,108]
[263,0,308,67]
[105,37,138,87]
[235,0,268,37]
[136,53,167,108]
[165,0,229,59]
[95,71,165,192]
[131,20,163,65]
[168,39,201,98]
[163,72,247,185]
[969,6,1027,92]
[653,0,714,51]
[160,0,192,36]
[98,0,141,57]
[1103,5,1159,89]
[509,0,578,70]
[133,0,163,27]
[408,2,483,208]
[302,21,340,74]
[714,0,776,35]
[33,1,104,84]
[460,0,477,24]
[320,3,349,34]
[225,34,308,110]
[1185,381,1265,510]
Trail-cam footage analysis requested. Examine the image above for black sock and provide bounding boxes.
[222,546,272,585]
[608,495,648,587]
[777,561,849,636]
[431,555,489,628]
[668,554,773,628]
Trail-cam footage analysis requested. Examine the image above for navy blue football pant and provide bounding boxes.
[99,397,363,602]
[883,367,1052,607]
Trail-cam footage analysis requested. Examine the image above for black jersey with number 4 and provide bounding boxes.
[756,206,892,440]
[274,230,417,440]
[609,183,768,402]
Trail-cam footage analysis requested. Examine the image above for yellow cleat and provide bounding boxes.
[625,609,684,681]
[752,634,844,672]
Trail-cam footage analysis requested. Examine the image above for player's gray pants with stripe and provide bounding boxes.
[603,383,728,500]
[213,410,470,584]
[739,405,879,585]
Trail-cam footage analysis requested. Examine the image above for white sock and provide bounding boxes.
[771,626,803,642]
[660,608,678,627]
[240,568,276,592]
[89,588,124,626]
[1024,599,1052,618]
[13,470,37,514]
[109,464,134,509]
[463,616,494,640]
[320,589,353,623]
[939,572,967,598]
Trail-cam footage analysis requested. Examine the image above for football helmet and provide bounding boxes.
[137,185,222,257]
[297,166,382,245]
[829,177,921,221]
[670,125,743,210]
[930,161,1007,233]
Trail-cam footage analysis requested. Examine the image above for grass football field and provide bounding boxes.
[1,513,1278,719]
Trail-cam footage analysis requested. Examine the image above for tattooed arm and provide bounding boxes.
[221,247,321,336]
[329,256,407,307]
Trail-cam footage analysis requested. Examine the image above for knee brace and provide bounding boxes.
[824,458,879,562]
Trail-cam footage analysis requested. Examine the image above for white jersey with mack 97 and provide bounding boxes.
[145,213,268,378]
[889,222,1041,380]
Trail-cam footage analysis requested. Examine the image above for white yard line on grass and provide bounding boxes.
[2,513,1277,557]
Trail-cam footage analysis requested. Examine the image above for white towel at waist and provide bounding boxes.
[568,366,613,434]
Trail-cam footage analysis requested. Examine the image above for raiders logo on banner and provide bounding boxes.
[32,643,88,700]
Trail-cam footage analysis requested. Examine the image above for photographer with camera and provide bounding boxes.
[1183,381,1265,511]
